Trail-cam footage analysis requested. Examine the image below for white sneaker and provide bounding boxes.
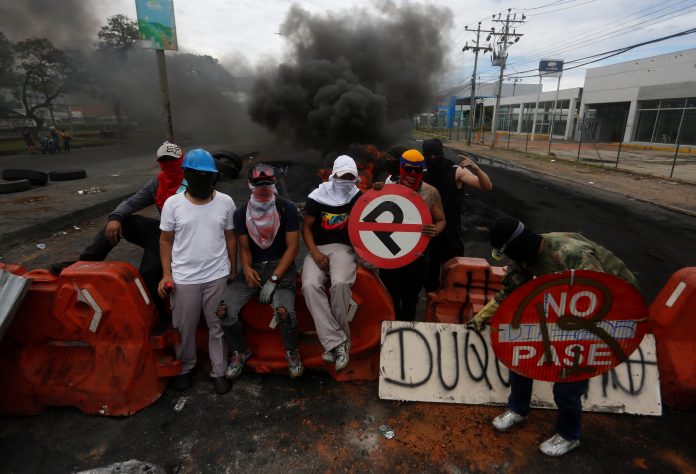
[492,409,526,432]
[539,433,580,457]
[334,342,349,371]
[322,350,335,363]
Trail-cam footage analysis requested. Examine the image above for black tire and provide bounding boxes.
[213,157,240,179]
[211,149,243,171]
[2,168,49,186]
[48,169,87,181]
[0,179,31,194]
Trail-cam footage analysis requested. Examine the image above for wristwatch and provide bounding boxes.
[270,274,280,284]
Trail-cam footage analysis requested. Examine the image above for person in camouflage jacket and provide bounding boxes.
[470,216,638,457]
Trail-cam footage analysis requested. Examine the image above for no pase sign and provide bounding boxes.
[491,270,648,382]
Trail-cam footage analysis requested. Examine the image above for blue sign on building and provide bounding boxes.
[539,59,564,77]
[446,95,457,129]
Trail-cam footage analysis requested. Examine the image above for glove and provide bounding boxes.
[259,280,277,305]
[469,299,499,331]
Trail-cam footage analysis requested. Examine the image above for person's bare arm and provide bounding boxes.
[158,230,175,297]
[225,229,237,280]
[421,188,446,237]
[238,234,261,288]
[456,157,493,191]
[302,215,329,270]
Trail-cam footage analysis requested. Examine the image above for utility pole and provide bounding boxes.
[462,22,493,146]
[489,8,524,150]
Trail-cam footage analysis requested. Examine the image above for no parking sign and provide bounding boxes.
[491,270,648,382]
[348,185,432,269]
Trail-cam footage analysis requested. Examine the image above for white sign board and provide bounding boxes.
[379,321,662,416]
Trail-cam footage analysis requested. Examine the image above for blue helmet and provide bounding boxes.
[182,148,217,173]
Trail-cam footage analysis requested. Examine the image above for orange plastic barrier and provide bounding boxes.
[649,267,696,409]
[426,257,506,324]
[0,261,180,416]
[196,265,394,381]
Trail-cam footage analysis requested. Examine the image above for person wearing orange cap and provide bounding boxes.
[377,149,446,321]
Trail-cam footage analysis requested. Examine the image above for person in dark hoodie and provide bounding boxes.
[51,141,185,317]
[421,138,492,291]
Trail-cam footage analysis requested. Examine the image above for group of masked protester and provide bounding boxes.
[53,137,638,457]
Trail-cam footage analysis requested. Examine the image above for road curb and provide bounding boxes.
[0,192,134,252]
[457,148,696,218]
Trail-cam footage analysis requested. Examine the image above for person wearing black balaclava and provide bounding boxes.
[470,216,639,457]
[421,138,493,292]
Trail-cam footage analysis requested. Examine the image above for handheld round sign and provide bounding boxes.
[348,184,432,269]
[490,270,648,383]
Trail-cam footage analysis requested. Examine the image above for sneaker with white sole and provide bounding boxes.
[286,350,304,378]
[322,350,335,363]
[492,409,527,432]
[539,433,580,457]
[225,348,252,380]
[334,342,349,371]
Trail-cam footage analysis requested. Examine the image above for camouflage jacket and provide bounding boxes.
[494,232,639,303]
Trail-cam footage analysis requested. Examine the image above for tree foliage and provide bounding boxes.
[96,14,140,54]
[0,31,14,87]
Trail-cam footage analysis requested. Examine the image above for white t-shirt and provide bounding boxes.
[160,191,236,284]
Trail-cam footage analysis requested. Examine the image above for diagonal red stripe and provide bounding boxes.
[357,222,423,232]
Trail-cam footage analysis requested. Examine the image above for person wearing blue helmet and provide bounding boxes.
[158,148,237,395]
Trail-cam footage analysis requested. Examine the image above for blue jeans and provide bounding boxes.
[507,371,588,441]
[220,260,298,352]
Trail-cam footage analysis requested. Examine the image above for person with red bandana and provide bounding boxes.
[52,142,185,318]
[302,155,363,371]
[376,149,446,321]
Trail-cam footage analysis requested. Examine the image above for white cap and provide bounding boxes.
[332,154,358,178]
[156,141,182,161]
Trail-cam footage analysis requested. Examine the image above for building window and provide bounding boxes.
[633,98,696,145]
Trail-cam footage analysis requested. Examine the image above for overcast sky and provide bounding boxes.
[19,0,696,92]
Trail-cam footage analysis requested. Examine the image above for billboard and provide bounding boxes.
[539,59,564,77]
[135,0,178,50]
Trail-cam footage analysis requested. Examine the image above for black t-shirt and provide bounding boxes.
[233,197,300,262]
[304,192,362,246]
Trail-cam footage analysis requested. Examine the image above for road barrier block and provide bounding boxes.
[426,257,505,324]
[196,265,394,381]
[0,261,180,416]
[649,267,696,409]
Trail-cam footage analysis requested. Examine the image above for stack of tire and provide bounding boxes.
[211,150,243,179]
[0,168,87,194]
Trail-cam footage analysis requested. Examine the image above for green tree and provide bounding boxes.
[13,37,76,132]
[0,31,14,87]
[94,14,140,136]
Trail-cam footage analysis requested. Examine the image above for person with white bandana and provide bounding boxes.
[218,163,304,380]
[302,155,362,371]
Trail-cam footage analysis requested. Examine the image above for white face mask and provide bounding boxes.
[333,179,356,194]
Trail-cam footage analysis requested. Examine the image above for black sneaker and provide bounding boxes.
[213,376,232,395]
[49,260,76,276]
[171,372,193,391]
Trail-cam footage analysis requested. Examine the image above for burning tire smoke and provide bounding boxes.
[249,3,453,153]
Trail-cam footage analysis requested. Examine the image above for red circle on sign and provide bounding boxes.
[490,270,648,383]
[348,184,432,269]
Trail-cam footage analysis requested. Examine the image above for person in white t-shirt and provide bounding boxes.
[158,148,237,395]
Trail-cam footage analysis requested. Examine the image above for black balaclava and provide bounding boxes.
[422,138,447,174]
[386,145,408,177]
[184,169,216,199]
[489,217,542,264]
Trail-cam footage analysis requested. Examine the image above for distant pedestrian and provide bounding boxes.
[421,138,492,291]
[159,149,236,395]
[21,128,35,153]
[470,216,639,457]
[61,128,71,152]
[49,127,61,153]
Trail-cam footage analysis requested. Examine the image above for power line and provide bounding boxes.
[526,0,598,16]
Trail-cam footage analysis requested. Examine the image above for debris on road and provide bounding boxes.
[173,396,190,412]
[77,187,106,195]
[51,231,68,237]
[73,225,81,231]
[35,243,46,250]
[75,459,167,474]
[379,424,395,440]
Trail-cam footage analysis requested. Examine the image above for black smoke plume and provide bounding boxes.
[249,2,453,153]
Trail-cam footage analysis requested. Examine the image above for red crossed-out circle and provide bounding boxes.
[490,270,648,383]
[348,184,432,269]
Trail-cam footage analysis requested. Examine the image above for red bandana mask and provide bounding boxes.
[399,167,424,191]
[156,158,184,209]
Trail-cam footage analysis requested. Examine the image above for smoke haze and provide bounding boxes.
[249,2,453,153]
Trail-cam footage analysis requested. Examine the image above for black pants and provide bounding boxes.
[424,233,464,292]
[80,215,167,317]
[379,256,429,322]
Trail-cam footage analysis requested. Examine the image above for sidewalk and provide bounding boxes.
[442,139,696,217]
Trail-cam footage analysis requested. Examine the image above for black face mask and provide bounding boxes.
[385,159,400,177]
[184,169,216,199]
[425,157,447,173]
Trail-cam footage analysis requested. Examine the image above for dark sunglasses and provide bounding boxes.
[402,166,424,174]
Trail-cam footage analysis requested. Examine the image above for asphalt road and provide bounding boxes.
[1,142,695,473]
